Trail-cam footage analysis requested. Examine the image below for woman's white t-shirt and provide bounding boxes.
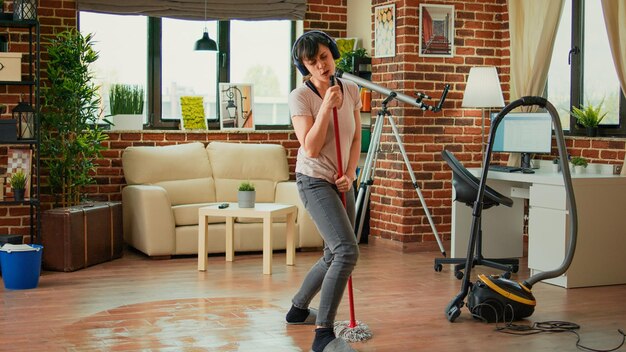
[288,78,362,183]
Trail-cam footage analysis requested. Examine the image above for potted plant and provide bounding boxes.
[552,157,560,173]
[238,181,256,208]
[107,83,145,130]
[571,101,607,137]
[39,30,123,272]
[40,29,108,208]
[571,156,588,174]
[9,169,27,201]
[336,48,370,75]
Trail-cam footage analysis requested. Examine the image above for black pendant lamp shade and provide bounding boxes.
[195,31,217,51]
[195,0,217,51]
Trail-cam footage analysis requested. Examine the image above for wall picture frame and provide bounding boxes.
[419,4,455,58]
[374,4,395,58]
[219,83,254,131]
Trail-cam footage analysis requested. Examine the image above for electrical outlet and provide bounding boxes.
[614,164,623,175]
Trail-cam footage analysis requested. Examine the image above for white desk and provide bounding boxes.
[197,203,297,275]
[452,162,626,288]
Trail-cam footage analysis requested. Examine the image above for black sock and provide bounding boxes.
[286,305,309,323]
[312,327,335,352]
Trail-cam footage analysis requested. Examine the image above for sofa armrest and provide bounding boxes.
[122,185,176,256]
[275,181,323,248]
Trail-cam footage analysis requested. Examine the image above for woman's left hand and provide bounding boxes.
[334,174,353,193]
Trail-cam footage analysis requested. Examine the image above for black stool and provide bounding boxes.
[434,150,519,279]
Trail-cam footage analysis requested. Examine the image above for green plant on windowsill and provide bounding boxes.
[109,84,144,115]
[571,101,607,136]
[238,181,255,192]
[571,156,588,168]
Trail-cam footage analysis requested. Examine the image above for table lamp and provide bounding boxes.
[462,66,505,163]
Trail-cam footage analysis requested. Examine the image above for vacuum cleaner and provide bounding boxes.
[445,96,578,323]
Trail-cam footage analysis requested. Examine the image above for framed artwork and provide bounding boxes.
[374,4,395,58]
[336,37,359,57]
[180,96,208,130]
[219,83,254,131]
[5,147,32,199]
[419,4,455,58]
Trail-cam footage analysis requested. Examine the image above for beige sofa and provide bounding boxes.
[121,142,322,258]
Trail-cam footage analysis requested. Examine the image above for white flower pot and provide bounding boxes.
[238,191,256,208]
[109,114,144,130]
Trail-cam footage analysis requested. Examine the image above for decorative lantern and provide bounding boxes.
[13,0,37,21]
[12,101,34,140]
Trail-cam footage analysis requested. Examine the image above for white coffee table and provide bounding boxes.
[198,203,297,275]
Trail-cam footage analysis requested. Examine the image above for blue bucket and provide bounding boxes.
[0,244,43,290]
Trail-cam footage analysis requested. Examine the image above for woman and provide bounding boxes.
[286,30,362,352]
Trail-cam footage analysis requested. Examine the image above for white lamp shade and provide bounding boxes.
[462,66,505,108]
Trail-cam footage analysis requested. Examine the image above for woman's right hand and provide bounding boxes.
[322,84,342,111]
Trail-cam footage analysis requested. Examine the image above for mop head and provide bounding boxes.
[333,321,373,342]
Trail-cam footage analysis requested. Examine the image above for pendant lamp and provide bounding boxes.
[195,0,217,51]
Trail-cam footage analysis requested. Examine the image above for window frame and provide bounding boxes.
[567,0,626,137]
[145,18,296,130]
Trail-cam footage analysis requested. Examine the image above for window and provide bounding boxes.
[79,12,295,129]
[547,0,626,136]
[161,19,218,121]
[78,12,148,123]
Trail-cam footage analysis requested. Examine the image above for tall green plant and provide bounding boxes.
[40,29,108,208]
[109,84,144,115]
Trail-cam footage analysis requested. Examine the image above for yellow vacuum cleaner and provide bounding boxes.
[445,96,577,323]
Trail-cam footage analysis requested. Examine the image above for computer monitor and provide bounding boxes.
[490,112,553,169]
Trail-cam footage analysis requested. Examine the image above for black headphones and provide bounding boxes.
[291,30,341,76]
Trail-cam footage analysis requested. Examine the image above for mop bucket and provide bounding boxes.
[0,244,43,290]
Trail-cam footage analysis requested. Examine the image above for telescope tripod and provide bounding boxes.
[354,94,446,256]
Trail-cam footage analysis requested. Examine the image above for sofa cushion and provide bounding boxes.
[154,178,216,206]
[122,142,212,185]
[172,203,224,226]
[207,142,289,202]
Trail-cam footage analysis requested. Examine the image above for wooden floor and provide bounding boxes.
[1,244,625,352]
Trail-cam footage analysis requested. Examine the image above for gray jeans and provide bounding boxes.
[292,173,359,328]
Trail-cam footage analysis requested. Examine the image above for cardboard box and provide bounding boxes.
[0,53,22,81]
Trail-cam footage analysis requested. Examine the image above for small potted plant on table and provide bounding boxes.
[571,156,588,174]
[238,181,256,208]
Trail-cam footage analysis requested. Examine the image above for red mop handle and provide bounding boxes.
[332,105,357,328]
[332,107,347,207]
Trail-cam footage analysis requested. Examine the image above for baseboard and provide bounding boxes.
[368,236,448,253]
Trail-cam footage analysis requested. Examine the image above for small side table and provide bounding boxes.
[198,203,297,275]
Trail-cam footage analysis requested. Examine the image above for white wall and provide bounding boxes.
[347,0,372,55]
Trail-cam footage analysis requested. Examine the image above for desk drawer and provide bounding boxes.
[529,184,566,210]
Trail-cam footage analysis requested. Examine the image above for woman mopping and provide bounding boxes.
[286,30,362,352]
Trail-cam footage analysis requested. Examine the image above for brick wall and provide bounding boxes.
[1,0,625,249]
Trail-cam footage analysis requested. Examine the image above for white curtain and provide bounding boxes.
[601,0,626,98]
[508,0,564,101]
[507,0,564,166]
[76,0,307,21]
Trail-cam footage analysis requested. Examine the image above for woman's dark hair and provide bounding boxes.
[294,32,333,63]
